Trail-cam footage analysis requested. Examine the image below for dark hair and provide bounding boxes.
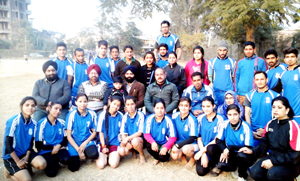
[272,96,295,118]
[49,101,62,107]
[74,48,84,56]
[283,47,298,58]
[191,72,204,79]
[161,20,170,27]
[144,51,156,64]
[98,40,108,48]
[20,96,37,107]
[226,104,240,114]
[113,75,123,83]
[56,42,67,49]
[75,93,88,101]
[155,67,166,74]
[264,49,278,58]
[109,45,119,52]
[153,98,166,108]
[168,51,177,59]
[193,46,205,75]
[243,41,255,49]
[158,43,169,51]
[202,96,215,106]
[193,46,204,59]
[123,45,133,52]
[110,96,122,104]
[179,96,191,106]
[125,95,137,104]
[254,71,268,79]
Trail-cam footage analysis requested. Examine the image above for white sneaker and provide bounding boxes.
[237,176,246,181]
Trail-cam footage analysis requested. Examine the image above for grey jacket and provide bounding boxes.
[144,80,179,113]
[32,78,71,110]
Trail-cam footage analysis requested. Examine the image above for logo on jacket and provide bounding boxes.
[240,134,244,141]
[106,63,109,67]
[294,74,298,81]
[266,97,271,104]
[225,65,230,70]
[184,125,188,132]
[192,66,201,72]
[170,41,173,46]
[162,128,165,134]
[268,128,274,132]
[214,126,217,133]
[59,128,62,135]
[28,128,33,135]
[275,73,280,79]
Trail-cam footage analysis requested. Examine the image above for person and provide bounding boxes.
[2,97,47,181]
[244,71,279,146]
[96,96,123,169]
[182,72,216,117]
[217,91,245,119]
[234,41,268,105]
[140,51,158,88]
[51,42,74,86]
[115,45,141,81]
[88,52,93,63]
[70,48,89,106]
[32,61,71,121]
[144,68,179,116]
[156,43,169,68]
[110,45,121,67]
[24,53,28,64]
[239,96,300,181]
[154,20,182,59]
[35,102,70,177]
[194,96,225,176]
[90,40,115,88]
[171,97,198,169]
[144,99,177,165]
[103,76,128,113]
[119,96,146,163]
[163,51,187,96]
[273,47,300,124]
[185,46,210,86]
[78,64,108,114]
[208,41,236,105]
[264,49,286,89]
[214,104,254,181]
[65,93,99,172]
[123,65,145,109]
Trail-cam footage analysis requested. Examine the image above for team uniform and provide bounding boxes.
[112,57,121,67]
[215,120,254,179]
[35,117,70,177]
[156,58,169,68]
[196,113,225,176]
[154,34,181,55]
[244,89,279,146]
[70,61,89,106]
[91,56,115,88]
[120,110,145,137]
[52,57,74,81]
[144,114,177,162]
[208,56,236,105]
[97,110,123,153]
[182,84,217,113]
[172,112,198,150]
[2,113,37,175]
[266,63,286,89]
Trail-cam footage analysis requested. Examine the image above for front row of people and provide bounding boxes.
[3,95,300,181]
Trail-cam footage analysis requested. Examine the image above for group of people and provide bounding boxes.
[3,20,300,181]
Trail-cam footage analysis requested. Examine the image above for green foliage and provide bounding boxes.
[180,32,206,52]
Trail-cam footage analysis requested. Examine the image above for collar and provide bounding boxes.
[56,57,67,61]
[159,56,168,60]
[97,55,107,59]
[270,63,280,69]
[276,118,291,124]
[128,110,138,119]
[108,110,118,117]
[122,57,136,64]
[45,78,58,84]
[192,83,205,92]
[180,113,190,121]
[46,117,57,126]
[77,109,88,117]
[155,115,165,122]
[169,63,177,68]
[76,60,86,64]
[162,33,170,37]
[255,87,269,93]
[126,80,136,86]
[155,79,169,86]
[20,112,31,124]
[287,64,300,71]
[217,55,228,60]
[88,80,101,86]
[244,54,257,60]
[230,119,242,131]
[206,112,217,121]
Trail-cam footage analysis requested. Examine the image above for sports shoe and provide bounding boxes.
[210,167,221,177]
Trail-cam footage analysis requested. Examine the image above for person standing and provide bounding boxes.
[234,41,268,105]
[110,45,121,67]
[32,61,71,121]
[90,40,115,88]
[153,20,182,59]
[208,41,236,105]
[156,43,169,68]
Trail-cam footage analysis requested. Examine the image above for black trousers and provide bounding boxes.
[68,145,99,172]
[216,150,255,179]
[250,155,300,181]
[196,144,222,176]
[146,142,170,162]
[41,149,70,177]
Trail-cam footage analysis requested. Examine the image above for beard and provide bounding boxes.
[160,53,167,57]
[125,76,135,83]
[46,74,58,81]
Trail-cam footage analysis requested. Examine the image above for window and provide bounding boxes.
[15,12,18,18]
[15,1,17,7]
[20,13,23,19]
[19,3,23,10]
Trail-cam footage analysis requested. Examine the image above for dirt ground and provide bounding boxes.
[0,59,245,181]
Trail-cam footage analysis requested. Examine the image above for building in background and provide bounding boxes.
[0,0,31,39]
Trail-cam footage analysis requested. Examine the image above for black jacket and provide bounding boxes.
[163,63,187,95]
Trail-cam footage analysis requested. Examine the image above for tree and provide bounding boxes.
[119,22,143,53]
[192,0,300,42]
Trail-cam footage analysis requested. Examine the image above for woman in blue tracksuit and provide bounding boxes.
[35,101,70,177]
[65,93,99,172]
[96,96,123,169]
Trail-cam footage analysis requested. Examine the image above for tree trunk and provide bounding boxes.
[246,26,255,42]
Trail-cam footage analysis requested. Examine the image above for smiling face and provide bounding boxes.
[88,69,99,83]
[155,68,166,85]
[244,45,255,58]
[21,99,36,117]
[49,104,62,118]
[75,96,88,111]
[202,100,214,115]
[154,102,165,118]
[109,99,121,114]
[75,51,85,63]
[254,73,268,89]
[178,100,191,115]
[124,48,133,60]
[168,53,177,65]
[227,109,240,125]
[284,53,298,67]
[110,48,119,59]
[56,46,66,58]
[225,94,234,105]
[145,53,154,66]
